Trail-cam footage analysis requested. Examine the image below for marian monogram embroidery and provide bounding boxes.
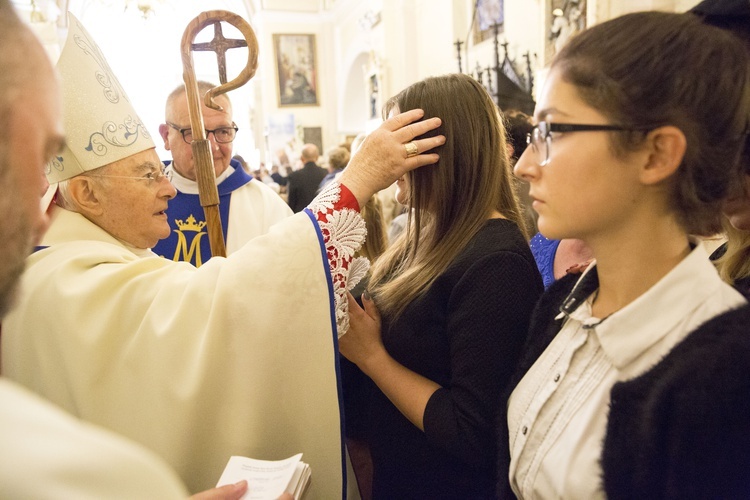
[172,215,208,267]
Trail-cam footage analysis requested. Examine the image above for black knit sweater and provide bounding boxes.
[351,219,543,499]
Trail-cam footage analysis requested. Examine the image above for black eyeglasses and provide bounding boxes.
[167,122,238,144]
[526,121,652,166]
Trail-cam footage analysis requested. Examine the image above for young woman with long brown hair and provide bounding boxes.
[340,73,543,499]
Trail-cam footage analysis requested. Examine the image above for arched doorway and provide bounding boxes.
[340,51,370,135]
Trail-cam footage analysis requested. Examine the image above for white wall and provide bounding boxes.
[18,0,705,162]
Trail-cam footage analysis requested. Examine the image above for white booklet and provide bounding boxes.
[216,453,310,500]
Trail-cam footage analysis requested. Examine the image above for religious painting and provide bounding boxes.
[473,0,504,44]
[546,0,587,64]
[274,34,319,107]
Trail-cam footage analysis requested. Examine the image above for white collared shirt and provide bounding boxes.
[507,244,746,499]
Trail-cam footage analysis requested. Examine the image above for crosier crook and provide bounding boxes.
[180,10,258,257]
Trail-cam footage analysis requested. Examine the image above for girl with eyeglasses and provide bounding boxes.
[501,11,750,499]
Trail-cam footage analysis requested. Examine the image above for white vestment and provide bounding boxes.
[3,203,359,497]
[224,180,292,254]
[0,378,188,499]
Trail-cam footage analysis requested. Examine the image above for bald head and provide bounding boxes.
[0,1,51,122]
[165,80,232,117]
[301,143,319,163]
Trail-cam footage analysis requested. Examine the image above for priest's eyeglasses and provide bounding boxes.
[527,121,652,166]
[167,122,238,144]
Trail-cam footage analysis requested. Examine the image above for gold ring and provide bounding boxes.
[404,142,419,158]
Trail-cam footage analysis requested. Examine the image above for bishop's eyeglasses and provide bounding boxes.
[167,122,238,144]
[526,121,652,166]
[90,165,172,185]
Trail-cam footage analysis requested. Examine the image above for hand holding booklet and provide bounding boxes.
[216,453,311,500]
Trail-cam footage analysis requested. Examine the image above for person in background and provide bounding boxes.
[502,11,750,498]
[232,154,251,174]
[287,143,327,212]
[318,146,350,193]
[340,73,543,499]
[156,81,291,266]
[1,14,445,497]
[529,233,594,288]
[270,164,288,189]
[691,0,750,298]
[386,209,408,243]
[504,109,537,235]
[713,218,750,297]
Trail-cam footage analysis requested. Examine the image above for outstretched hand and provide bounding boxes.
[340,109,445,207]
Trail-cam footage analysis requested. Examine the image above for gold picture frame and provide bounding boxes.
[273,33,319,107]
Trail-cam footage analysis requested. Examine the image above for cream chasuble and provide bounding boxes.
[2,206,357,497]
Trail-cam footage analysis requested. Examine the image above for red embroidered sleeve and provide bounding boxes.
[308,182,369,335]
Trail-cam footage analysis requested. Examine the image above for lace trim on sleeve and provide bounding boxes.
[309,181,368,336]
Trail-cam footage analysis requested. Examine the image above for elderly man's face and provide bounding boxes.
[91,149,177,249]
[0,57,64,317]
[160,92,234,181]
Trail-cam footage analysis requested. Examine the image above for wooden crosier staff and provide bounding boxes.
[180,10,258,257]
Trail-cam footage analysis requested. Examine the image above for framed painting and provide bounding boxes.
[273,33,319,107]
[546,0,587,64]
[473,0,504,44]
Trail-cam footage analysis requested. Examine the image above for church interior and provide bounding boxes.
[12,0,702,169]
[4,0,750,498]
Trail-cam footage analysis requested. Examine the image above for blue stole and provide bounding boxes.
[152,159,253,267]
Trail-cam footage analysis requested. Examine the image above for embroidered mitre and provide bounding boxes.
[45,13,154,183]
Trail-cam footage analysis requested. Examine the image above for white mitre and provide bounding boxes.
[45,13,154,184]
